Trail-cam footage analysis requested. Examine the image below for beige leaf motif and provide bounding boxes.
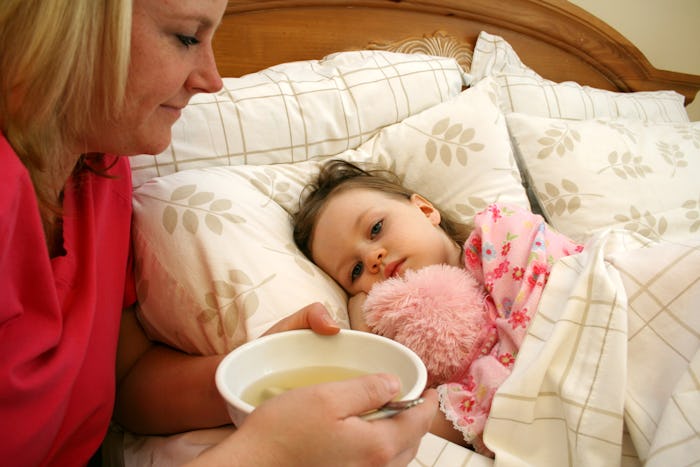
[276,193,294,204]
[162,205,178,234]
[251,179,269,195]
[222,213,246,224]
[205,213,223,235]
[229,269,253,285]
[553,198,566,216]
[222,302,239,338]
[456,147,468,166]
[205,292,218,308]
[444,123,463,140]
[544,183,560,197]
[295,256,317,276]
[171,184,197,201]
[242,293,260,318]
[568,196,581,213]
[425,139,437,162]
[432,117,450,135]
[213,280,237,298]
[468,197,488,209]
[536,125,579,159]
[197,308,217,324]
[440,144,451,165]
[182,209,198,234]
[188,191,215,206]
[209,199,232,211]
[460,128,476,144]
[561,179,579,193]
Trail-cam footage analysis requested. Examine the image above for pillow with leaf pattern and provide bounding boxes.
[506,112,700,244]
[131,76,530,355]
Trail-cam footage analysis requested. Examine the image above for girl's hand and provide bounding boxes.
[193,374,438,466]
[348,292,370,331]
[262,302,340,336]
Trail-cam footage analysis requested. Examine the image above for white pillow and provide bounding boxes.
[132,76,530,355]
[130,50,466,189]
[506,112,700,243]
[469,31,689,123]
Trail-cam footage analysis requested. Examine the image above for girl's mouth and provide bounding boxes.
[384,259,405,278]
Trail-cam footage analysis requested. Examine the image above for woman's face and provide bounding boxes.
[85,0,226,156]
[310,188,463,296]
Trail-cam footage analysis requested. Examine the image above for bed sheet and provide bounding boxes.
[118,429,493,466]
[116,230,698,466]
[484,230,700,466]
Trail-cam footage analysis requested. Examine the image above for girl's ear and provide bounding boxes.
[410,193,441,225]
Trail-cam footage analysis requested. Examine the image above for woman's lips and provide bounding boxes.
[384,259,405,279]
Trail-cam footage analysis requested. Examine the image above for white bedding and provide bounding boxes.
[485,231,700,466]
[121,32,699,466]
[117,231,700,466]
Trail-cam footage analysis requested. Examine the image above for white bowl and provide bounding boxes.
[215,329,427,426]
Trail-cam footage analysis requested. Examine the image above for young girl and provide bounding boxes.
[293,159,584,456]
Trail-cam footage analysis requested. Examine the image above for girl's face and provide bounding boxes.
[310,188,463,296]
[83,0,226,156]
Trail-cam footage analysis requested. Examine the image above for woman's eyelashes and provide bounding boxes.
[176,34,200,48]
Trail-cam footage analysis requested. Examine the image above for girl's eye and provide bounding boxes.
[370,220,383,238]
[351,262,364,282]
[176,34,200,48]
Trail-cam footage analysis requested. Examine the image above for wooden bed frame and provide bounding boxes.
[214,0,700,105]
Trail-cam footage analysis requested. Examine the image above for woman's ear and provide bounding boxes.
[410,193,441,225]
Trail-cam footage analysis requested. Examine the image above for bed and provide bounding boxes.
[118,1,700,465]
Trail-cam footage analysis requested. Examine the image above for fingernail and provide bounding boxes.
[383,374,401,394]
[322,313,340,329]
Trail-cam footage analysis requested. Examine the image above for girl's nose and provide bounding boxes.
[365,247,386,274]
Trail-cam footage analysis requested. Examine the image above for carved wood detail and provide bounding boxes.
[366,31,473,71]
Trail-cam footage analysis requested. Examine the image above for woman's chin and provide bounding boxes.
[128,131,172,156]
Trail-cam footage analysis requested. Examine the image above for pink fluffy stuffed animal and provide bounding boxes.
[363,264,494,388]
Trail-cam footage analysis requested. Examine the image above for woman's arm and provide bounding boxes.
[114,302,340,433]
[114,306,229,433]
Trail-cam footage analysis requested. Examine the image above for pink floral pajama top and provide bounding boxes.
[437,204,583,456]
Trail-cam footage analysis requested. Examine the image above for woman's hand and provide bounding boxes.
[192,374,438,467]
[262,302,340,336]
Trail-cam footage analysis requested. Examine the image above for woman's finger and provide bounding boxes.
[262,302,340,336]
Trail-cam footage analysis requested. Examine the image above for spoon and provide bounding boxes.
[360,398,425,421]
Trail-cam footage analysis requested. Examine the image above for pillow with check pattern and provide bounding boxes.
[130,50,465,188]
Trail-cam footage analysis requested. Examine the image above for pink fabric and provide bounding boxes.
[0,133,136,466]
[437,204,583,456]
[364,264,489,387]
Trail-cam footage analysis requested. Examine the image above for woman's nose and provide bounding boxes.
[188,44,224,94]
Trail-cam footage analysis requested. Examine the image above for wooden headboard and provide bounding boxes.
[213,0,700,105]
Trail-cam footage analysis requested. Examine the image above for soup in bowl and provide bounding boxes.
[215,329,427,426]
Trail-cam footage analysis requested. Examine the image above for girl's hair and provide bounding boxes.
[293,160,470,259]
[0,0,132,236]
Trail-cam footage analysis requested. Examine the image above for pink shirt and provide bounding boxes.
[438,204,583,456]
[0,134,136,465]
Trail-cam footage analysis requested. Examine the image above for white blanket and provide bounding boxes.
[484,230,700,466]
[118,230,699,466]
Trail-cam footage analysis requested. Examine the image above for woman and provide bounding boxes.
[0,1,437,465]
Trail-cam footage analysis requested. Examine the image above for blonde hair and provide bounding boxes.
[0,0,131,233]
